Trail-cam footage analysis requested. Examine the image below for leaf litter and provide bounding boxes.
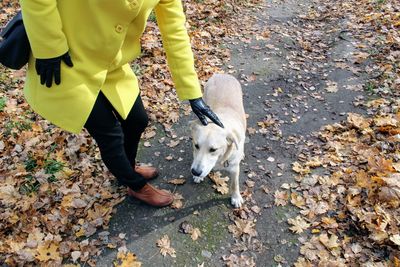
[0,0,264,264]
[2,0,399,265]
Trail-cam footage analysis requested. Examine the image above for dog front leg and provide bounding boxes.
[228,164,244,208]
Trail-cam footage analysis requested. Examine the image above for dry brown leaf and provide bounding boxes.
[209,172,229,195]
[373,115,398,127]
[304,157,323,168]
[228,218,257,238]
[143,130,156,140]
[288,216,310,234]
[274,190,289,206]
[325,81,338,93]
[292,162,310,175]
[250,205,261,214]
[156,235,176,258]
[171,193,184,209]
[191,228,201,241]
[167,178,186,185]
[167,140,180,148]
[290,192,306,208]
[390,234,400,246]
[347,113,371,129]
[318,233,339,250]
[320,217,339,229]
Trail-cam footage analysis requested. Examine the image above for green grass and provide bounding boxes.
[44,158,64,183]
[20,175,40,195]
[132,63,142,77]
[0,97,6,112]
[148,11,156,22]
[25,156,38,172]
[4,119,32,136]
[44,158,64,175]
[364,82,375,93]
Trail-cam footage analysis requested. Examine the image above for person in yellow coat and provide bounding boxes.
[19,0,223,207]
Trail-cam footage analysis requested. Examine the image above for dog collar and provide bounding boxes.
[223,160,229,167]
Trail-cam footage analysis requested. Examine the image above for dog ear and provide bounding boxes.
[226,131,239,150]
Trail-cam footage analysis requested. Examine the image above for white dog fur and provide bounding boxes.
[190,74,246,208]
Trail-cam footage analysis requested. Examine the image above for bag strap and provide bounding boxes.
[1,11,23,39]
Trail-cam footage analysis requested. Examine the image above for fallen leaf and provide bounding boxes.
[191,228,201,241]
[274,190,289,206]
[167,178,186,185]
[228,218,257,238]
[115,250,141,267]
[36,243,61,262]
[156,235,176,258]
[288,216,310,234]
[171,193,184,209]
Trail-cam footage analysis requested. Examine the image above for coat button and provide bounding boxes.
[115,24,124,33]
[128,0,138,8]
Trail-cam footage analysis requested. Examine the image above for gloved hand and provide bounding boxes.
[189,97,224,128]
[35,52,73,88]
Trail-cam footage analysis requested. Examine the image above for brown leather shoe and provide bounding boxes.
[135,165,159,180]
[127,184,173,207]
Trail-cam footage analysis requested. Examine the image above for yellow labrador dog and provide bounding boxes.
[190,74,246,208]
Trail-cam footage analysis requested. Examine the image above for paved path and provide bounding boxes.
[95,0,369,266]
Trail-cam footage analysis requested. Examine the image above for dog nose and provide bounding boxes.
[191,168,202,177]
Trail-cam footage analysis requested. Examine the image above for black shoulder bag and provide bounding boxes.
[0,11,30,70]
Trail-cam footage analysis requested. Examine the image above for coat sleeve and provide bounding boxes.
[154,0,202,101]
[20,0,69,59]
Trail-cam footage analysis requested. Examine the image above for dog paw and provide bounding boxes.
[193,176,204,183]
[231,194,244,208]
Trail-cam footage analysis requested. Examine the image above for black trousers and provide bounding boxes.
[84,91,148,191]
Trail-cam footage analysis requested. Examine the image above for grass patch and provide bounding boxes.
[25,156,38,172]
[364,82,375,93]
[132,63,143,77]
[4,119,32,136]
[0,97,6,112]
[148,11,156,22]
[44,158,64,183]
[20,175,40,195]
[44,158,64,175]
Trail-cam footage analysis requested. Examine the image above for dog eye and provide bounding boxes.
[209,148,217,153]
[194,144,199,149]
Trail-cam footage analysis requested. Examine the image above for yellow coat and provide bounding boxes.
[20,0,202,133]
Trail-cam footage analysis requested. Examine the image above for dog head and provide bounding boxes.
[189,120,238,178]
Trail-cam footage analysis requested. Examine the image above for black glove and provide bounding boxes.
[35,52,73,88]
[189,97,224,128]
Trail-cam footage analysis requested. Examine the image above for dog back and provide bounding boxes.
[203,74,245,126]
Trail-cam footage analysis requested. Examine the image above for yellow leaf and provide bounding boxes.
[115,251,141,267]
[75,228,85,238]
[292,162,310,175]
[36,243,61,262]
